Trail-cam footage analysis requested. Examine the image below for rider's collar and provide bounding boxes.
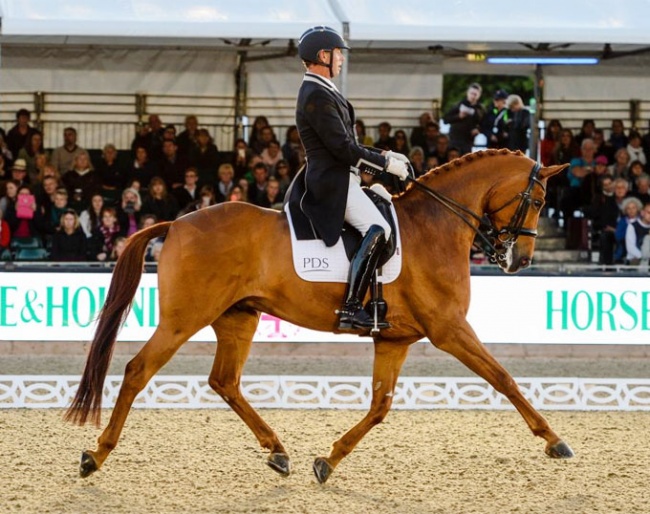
[303,72,340,94]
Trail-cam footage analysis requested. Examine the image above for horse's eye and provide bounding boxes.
[533,200,543,209]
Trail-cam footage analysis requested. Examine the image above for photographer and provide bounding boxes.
[117,187,142,237]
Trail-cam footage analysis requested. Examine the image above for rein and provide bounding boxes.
[405,161,544,263]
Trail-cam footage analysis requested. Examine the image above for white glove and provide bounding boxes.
[385,150,410,164]
[385,156,409,181]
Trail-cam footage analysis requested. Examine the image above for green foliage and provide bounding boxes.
[441,74,535,115]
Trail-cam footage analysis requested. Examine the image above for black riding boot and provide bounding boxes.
[338,225,389,330]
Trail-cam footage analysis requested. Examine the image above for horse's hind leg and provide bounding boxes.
[313,341,411,484]
[208,307,291,477]
[80,324,192,477]
[431,320,574,458]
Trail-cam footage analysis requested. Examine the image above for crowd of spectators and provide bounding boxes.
[0,110,304,262]
[1,98,649,268]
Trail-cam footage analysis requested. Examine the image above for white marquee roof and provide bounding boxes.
[1,0,650,51]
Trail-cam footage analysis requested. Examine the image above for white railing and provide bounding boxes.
[2,375,649,411]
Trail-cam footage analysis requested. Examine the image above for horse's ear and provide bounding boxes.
[539,163,569,179]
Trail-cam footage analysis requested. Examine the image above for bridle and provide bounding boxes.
[405,161,545,264]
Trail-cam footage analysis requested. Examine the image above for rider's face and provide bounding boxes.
[321,48,344,77]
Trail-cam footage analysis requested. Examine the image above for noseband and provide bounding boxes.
[406,161,544,264]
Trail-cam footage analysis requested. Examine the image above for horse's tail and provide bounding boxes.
[64,221,172,427]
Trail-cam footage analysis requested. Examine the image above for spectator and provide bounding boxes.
[32,152,51,187]
[615,197,642,263]
[374,121,395,151]
[176,115,199,159]
[79,193,105,238]
[274,159,293,197]
[393,129,410,157]
[95,143,128,204]
[554,129,580,165]
[17,130,45,184]
[593,128,615,164]
[5,108,36,161]
[355,119,374,146]
[563,138,597,219]
[248,115,270,154]
[442,82,485,155]
[590,176,625,265]
[540,119,562,166]
[50,127,88,175]
[162,124,177,142]
[608,148,631,179]
[248,162,269,206]
[0,152,8,182]
[140,213,163,262]
[173,167,200,210]
[237,178,250,201]
[608,119,628,151]
[109,236,128,261]
[505,94,530,152]
[626,131,646,168]
[40,188,70,236]
[430,134,450,165]
[481,89,509,149]
[409,112,433,150]
[0,207,10,253]
[633,174,650,205]
[625,202,650,265]
[260,140,284,175]
[408,146,426,177]
[627,160,646,191]
[6,184,39,239]
[231,138,252,180]
[0,180,19,217]
[36,175,62,216]
[188,128,220,186]
[214,163,235,203]
[251,125,275,156]
[179,184,218,216]
[62,152,101,213]
[89,207,122,262]
[228,185,245,202]
[117,187,142,237]
[36,163,61,185]
[581,155,610,209]
[421,121,440,158]
[129,145,157,191]
[10,159,30,189]
[159,139,187,190]
[575,119,596,147]
[50,209,87,262]
[282,125,303,173]
[257,177,284,210]
[142,114,165,161]
[141,176,179,221]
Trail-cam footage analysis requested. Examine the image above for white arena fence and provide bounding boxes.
[1,375,649,411]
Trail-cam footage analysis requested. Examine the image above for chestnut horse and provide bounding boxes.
[66,149,573,484]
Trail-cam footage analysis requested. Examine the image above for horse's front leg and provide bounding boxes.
[313,340,411,484]
[209,308,291,477]
[429,319,574,459]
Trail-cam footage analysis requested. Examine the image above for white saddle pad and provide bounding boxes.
[285,205,402,283]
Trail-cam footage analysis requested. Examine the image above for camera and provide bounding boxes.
[123,200,136,214]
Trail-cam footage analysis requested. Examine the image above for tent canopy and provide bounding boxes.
[1,0,650,58]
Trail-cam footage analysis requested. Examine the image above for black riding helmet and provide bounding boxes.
[298,26,349,76]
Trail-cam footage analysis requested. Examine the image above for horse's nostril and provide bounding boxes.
[520,256,531,268]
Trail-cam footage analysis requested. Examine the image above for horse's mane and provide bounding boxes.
[397,148,527,198]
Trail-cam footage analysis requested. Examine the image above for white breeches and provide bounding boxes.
[344,173,391,239]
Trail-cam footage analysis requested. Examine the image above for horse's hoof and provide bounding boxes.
[79,451,98,478]
[266,452,291,477]
[313,457,333,484]
[546,440,575,459]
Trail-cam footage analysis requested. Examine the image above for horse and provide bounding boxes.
[65,149,573,484]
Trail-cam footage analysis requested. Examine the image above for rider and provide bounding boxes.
[295,26,409,330]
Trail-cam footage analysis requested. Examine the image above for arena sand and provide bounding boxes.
[0,408,649,514]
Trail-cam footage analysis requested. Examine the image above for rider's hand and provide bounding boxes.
[385,150,410,165]
[385,156,409,181]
